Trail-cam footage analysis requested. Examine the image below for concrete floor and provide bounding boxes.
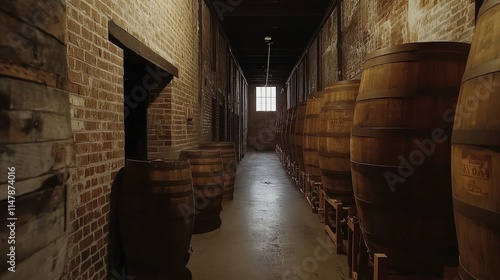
[187,151,349,280]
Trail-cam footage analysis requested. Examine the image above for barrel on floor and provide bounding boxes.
[118,159,194,278]
[179,149,224,234]
[351,41,470,275]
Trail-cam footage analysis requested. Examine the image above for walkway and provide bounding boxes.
[187,151,349,280]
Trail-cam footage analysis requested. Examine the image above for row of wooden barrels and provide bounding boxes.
[276,2,499,279]
[117,142,237,278]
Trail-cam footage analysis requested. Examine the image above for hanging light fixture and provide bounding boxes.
[264,36,272,87]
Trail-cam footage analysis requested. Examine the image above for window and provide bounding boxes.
[256,86,276,111]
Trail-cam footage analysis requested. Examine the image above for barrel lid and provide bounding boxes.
[180,149,222,158]
[363,42,471,69]
[324,80,361,89]
[478,0,500,18]
[199,142,235,148]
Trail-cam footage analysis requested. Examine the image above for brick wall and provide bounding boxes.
[287,0,476,95]
[64,0,247,279]
[201,1,215,142]
[307,38,319,94]
[320,6,338,86]
[247,85,285,151]
[200,1,247,143]
[62,0,476,278]
[342,0,475,80]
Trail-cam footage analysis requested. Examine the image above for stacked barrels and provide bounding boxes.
[451,1,500,279]
[0,2,73,279]
[351,42,470,274]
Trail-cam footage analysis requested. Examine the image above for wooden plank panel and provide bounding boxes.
[0,173,63,200]
[0,9,66,79]
[0,77,70,113]
[0,139,74,182]
[108,21,179,78]
[0,236,66,280]
[0,185,65,274]
[0,0,66,43]
[0,110,72,144]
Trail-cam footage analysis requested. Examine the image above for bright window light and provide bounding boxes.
[256,86,276,111]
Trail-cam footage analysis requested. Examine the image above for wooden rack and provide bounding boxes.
[305,179,320,213]
[348,216,371,280]
[317,188,325,224]
[299,172,307,197]
[373,254,458,280]
[324,196,351,254]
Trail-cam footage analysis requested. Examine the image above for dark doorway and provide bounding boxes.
[108,21,176,160]
[123,51,149,160]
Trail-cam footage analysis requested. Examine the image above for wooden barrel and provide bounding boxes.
[179,150,224,233]
[294,102,307,172]
[283,108,292,162]
[198,142,237,201]
[303,91,325,182]
[318,80,360,202]
[118,159,194,278]
[0,2,72,279]
[351,42,470,274]
[275,111,281,155]
[451,2,500,279]
[277,110,285,161]
[276,110,282,155]
[281,109,287,159]
[288,106,298,165]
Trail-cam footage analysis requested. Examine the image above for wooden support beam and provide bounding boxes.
[108,21,179,78]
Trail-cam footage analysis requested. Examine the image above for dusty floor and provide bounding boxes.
[187,151,349,280]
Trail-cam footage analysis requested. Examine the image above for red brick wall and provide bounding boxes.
[201,1,216,142]
[307,38,319,94]
[287,0,476,96]
[62,0,476,278]
[342,0,475,80]
[247,85,285,151]
[320,6,339,86]
[200,1,247,143]
[64,0,246,279]
[66,0,125,278]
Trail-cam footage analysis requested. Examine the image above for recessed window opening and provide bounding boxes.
[256,86,276,111]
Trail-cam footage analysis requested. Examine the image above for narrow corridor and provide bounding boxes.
[188,152,349,280]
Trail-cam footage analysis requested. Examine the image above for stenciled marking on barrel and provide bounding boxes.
[385,74,500,192]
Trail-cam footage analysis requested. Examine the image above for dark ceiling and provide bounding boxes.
[216,0,335,86]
